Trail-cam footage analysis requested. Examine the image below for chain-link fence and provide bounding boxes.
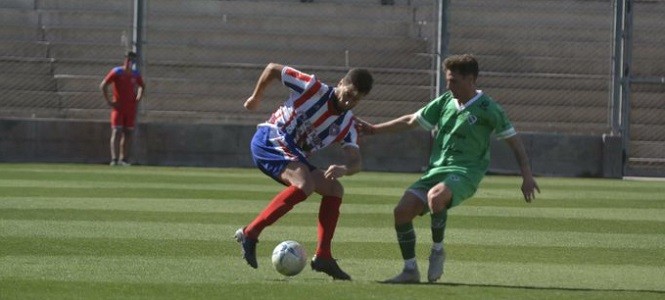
[627,0,665,173]
[0,0,663,174]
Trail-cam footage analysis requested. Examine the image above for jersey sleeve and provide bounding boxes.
[103,67,120,84]
[415,95,446,131]
[491,103,517,139]
[281,66,314,94]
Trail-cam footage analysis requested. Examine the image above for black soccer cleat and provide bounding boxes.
[234,228,258,269]
[310,256,351,280]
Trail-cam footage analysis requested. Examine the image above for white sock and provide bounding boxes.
[404,258,417,270]
[432,242,443,251]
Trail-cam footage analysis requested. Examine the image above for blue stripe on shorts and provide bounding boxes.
[250,126,316,185]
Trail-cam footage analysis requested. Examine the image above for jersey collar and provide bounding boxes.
[454,90,483,112]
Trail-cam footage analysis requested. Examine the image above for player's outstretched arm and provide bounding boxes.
[355,113,419,136]
[504,134,540,202]
[244,63,283,111]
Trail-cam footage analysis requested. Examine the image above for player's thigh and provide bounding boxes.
[427,183,453,212]
[393,190,426,224]
[310,169,343,198]
[280,161,316,194]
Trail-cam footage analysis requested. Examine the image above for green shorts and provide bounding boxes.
[407,171,478,214]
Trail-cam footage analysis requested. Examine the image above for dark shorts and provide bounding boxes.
[251,126,316,185]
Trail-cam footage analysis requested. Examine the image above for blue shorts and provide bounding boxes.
[251,126,316,185]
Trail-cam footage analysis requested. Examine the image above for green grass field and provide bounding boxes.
[1,163,663,299]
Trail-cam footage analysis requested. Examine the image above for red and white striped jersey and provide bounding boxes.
[259,66,359,156]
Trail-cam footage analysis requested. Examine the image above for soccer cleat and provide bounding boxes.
[310,256,351,280]
[427,247,446,283]
[382,267,421,284]
[118,160,131,166]
[234,228,258,269]
[109,160,118,166]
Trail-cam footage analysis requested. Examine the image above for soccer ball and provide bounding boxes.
[271,240,307,276]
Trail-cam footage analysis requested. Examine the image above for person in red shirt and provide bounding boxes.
[100,51,145,166]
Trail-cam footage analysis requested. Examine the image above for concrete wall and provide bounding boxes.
[0,118,620,178]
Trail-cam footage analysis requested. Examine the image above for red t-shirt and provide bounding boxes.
[103,66,144,112]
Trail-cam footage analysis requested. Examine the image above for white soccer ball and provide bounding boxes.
[271,240,307,276]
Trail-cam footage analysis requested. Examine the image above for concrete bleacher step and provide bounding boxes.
[450,4,612,29]
[32,0,132,12]
[0,8,39,26]
[145,63,432,85]
[0,57,53,74]
[481,73,607,91]
[41,27,130,44]
[0,25,42,41]
[47,43,129,60]
[512,121,609,135]
[631,90,665,109]
[0,89,61,108]
[450,38,611,60]
[51,59,433,87]
[0,73,56,91]
[0,0,37,10]
[54,74,432,103]
[149,14,413,38]
[632,124,665,142]
[149,0,420,21]
[39,9,132,27]
[47,40,430,69]
[450,26,611,44]
[487,86,607,108]
[143,45,431,69]
[0,41,49,58]
[502,104,606,124]
[630,141,665,160]
[476,54,610,75]
[41,26,427,52]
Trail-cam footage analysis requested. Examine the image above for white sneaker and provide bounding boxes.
[118,160,131,166]
[382,267,420,284]
[427,247,446,283]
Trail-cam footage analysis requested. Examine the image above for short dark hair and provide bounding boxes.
[125,51,137,58]
[344,68,373,95]
[443,54,479,78]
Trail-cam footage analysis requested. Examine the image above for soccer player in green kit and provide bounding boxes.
[356,54,540,283]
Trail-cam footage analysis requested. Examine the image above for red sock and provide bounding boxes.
[245,186,308,240]
[315,196,342,259]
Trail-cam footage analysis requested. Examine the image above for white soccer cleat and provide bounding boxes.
[381,267,420,284]
[427,247,446,283]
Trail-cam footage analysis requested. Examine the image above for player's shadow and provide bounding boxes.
[377,281,665,294]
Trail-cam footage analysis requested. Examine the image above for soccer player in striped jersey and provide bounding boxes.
[235,63,373,280]
[356,54,539,283]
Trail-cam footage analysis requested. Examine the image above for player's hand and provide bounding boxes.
[521,177,540,203]
[244,96,260,111]
[324,165,347,180]
[353,117,376,136]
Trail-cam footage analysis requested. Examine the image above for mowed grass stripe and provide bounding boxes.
[2,220,663,249]
[1,188,663,210]
[1,208,663,235]
[4,164,664,194]
[2,178,665,202]
[2,236,661,267]
[1,255,663,292]
[2,197,664,222]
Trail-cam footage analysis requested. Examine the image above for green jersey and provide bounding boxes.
[416,90,515,185]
